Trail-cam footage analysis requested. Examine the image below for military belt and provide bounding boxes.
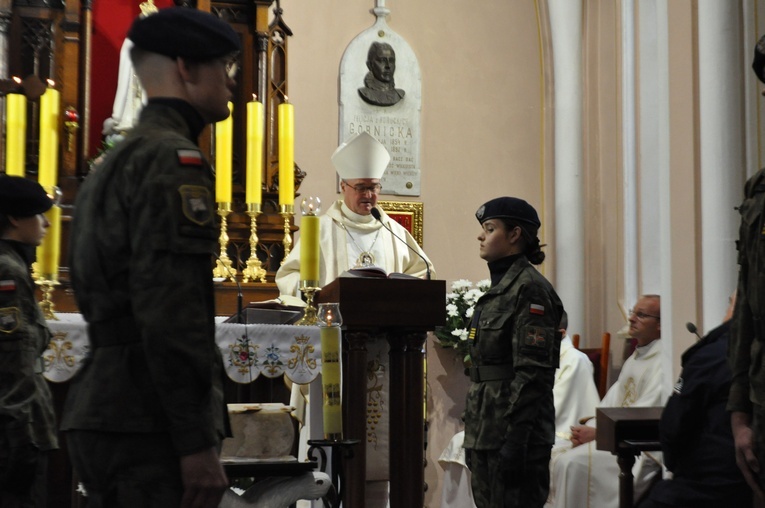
[466,364,514,382]
[88,316,142,347]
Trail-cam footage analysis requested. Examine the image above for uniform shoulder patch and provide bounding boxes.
[177,149,203,166]
[178,185,213,226]
[0,307,21,334]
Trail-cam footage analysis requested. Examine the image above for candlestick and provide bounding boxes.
[215,102,233,203]
[38,83,60,189]
[5,84,26,176]
[36,279,60,321]
[299,197,321,285]
[212,202,237,281]
[295,282,319,326]
[245,96,264,204]
[278,101,294,206]
[241,203,267,283]
[280,204,294,265]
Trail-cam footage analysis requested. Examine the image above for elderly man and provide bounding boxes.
[62,7,239,508]
[276,131,432,295]
[547,295,665,508]
[728,34,765,507]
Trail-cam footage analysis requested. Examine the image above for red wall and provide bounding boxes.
[89,0,174,157]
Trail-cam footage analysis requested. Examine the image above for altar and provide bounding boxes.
[43,313,323,386]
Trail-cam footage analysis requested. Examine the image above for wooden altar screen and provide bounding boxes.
[317,277,446,508]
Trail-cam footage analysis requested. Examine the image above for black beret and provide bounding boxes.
[0,175,53,217]
[754,34,765,84]
[475,197,541,229]
[128,7,240,61]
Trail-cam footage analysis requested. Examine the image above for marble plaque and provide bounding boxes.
[339,13,422,196]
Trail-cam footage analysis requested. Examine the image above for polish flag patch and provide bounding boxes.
[0,280,16,292]
[177,149,203,166]
[529,303,545,315]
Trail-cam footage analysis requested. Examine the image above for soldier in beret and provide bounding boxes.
[728,33,765,505]
[462,196,564,507]
[0,175,58,507]
[62,7,240,507]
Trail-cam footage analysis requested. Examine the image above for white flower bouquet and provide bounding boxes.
[434,279,490,366]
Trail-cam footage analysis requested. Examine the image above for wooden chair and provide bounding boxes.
[572,332,611,398]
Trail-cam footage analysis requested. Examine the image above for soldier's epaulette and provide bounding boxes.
[176,149,203,166]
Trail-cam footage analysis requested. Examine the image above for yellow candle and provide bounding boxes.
[320,325,342,439]
[299,215,320,282]
[215,102,233,203]
[278,102,294,206]
[245,97,264,204]
[5,91,26,177]
[37,205,61,280]
[38,85,60,189]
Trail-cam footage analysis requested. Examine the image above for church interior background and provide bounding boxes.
[3,0,765,506]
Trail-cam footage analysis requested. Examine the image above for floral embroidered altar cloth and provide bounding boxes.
[43,313,322,385]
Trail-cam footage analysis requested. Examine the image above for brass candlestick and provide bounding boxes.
[212,202,236,281]
[36,279,60,320]
[242,203,267,283]
[280,204,294,264]
[295,280,319,326]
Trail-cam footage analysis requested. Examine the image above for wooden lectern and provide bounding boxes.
[596,407,663,508]
[317,277,446,508]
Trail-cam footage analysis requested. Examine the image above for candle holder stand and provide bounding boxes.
[241,203,267,283]
[36,279,60,320]
[212,202,237,281]
[280,204,294,264]
[295,281,319,326]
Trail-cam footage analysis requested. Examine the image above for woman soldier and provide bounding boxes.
[463,196,564,508]
[0,175,58,507]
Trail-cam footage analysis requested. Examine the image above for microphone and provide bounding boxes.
[686,322,702,341]
[371,207,432,280]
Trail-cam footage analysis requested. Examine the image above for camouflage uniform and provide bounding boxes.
[463,254,563,508]
[728,167,765,488]
[62,101,229,506]
[0,239,58,505]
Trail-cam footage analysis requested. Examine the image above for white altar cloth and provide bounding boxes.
[43,313,322,385]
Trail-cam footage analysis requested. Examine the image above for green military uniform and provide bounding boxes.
[0,239,58,505]
[62,101,230,505]
[463,252,563,508]
[728,166,765,486]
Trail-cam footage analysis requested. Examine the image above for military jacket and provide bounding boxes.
[729,168,765,413]
[0,240,58,451]
[62,103,229,455]
[463,255,563,451]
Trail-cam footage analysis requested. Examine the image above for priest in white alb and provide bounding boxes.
[553,310,601,439]
[546,294,666,508]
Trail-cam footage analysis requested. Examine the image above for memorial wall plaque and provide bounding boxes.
[339,6,422,196]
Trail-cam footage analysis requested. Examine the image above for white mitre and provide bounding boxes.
[331,132,390,180]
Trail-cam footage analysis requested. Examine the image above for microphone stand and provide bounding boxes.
[371,207,431,280]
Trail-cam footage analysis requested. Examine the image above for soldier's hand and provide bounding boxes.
[731,411,765,501]
[179,447,229,508]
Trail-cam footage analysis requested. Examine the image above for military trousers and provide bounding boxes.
[467,444,551,508]
[66,430,186,508]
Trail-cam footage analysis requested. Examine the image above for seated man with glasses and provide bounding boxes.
[276,131,433,296]
[546,295,666,508]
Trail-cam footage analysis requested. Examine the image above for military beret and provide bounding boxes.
[475,196,541,229]
[127,7,240,61]
[754,34,765,84]
[0,175,53,217]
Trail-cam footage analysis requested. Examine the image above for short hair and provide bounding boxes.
[640,294,661,318]
[368,42,394,61]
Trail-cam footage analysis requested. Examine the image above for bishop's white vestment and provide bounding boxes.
[547,339,666,508]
